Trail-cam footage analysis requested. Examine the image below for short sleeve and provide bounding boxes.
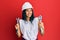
[34,17,39,23]
[19,19,24,34]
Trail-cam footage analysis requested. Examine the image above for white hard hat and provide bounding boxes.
[22,2,33,11]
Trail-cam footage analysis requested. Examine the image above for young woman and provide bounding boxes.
[15,2,44,40]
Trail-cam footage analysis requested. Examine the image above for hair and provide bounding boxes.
[22,9,34,23]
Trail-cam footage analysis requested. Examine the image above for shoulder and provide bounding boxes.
[33,17,39,23]
[19,19,24,28]
[34,17,39,22]
[19,19,23,22]
[19,19,24,25]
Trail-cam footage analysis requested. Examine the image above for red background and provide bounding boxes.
[0,0,60,40]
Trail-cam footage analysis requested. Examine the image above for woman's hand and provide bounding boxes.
[15,24,21,38]
[38,21,44,36]
[15,24,19,30]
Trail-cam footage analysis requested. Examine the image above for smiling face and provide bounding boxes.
[25,8,32,18]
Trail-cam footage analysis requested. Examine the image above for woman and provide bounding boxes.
[15,2,44,40]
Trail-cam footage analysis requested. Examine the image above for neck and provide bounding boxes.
[26,17,30,21]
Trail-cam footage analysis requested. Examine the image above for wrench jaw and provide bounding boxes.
[16,17,20,24]
[38,15,42,22]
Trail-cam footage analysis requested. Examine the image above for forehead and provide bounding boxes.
[26,8,32,11]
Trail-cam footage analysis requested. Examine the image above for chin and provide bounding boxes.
[28,16,32,18]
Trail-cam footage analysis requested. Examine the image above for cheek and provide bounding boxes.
[30,12,32,15]
[29,12,32,16]
[26,12,29,16]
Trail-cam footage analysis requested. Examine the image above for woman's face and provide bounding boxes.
[25,8,32,18]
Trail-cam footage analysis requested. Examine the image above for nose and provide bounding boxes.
[28,10,32,14]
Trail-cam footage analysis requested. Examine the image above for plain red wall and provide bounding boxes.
[0,0,60,40]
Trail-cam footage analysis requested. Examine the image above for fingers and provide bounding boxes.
[40,23,44,36]
[15,24,20,29]
[15,25,17,29]
[39,22,44,26]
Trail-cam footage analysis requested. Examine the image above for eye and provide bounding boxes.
[26,8,32,13]
[26,9,28,11]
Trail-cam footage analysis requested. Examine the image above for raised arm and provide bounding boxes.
[38,21,44,36]
[15,23,21,38]
[38,15,44,36]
